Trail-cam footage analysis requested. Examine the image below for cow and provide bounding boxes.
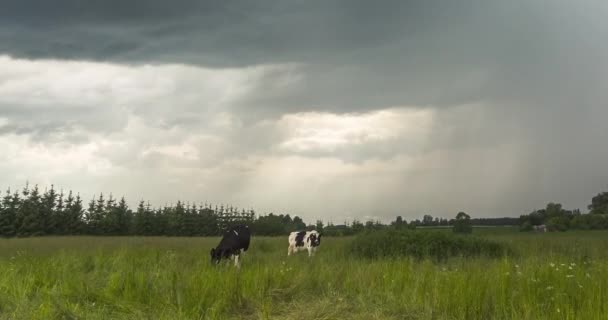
[287,230,321,257]
[210,225,251,268]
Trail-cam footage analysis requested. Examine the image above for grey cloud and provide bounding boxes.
[0,105,128,142]
[0,0,424,64]
[3,0,606,117]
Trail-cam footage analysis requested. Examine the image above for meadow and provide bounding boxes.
[1,229,608,319]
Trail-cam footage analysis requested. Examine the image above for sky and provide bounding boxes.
[1,0,607,223]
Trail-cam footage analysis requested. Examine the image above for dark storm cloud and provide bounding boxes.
[2,0,607,117]
[0,0,429,65]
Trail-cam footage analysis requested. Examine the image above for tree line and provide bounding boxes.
[0,184,490,238]
[519,191,608,231]
[0,184,308,238]
[5,183,601,238]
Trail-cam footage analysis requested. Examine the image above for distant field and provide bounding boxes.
[1,230,608,319]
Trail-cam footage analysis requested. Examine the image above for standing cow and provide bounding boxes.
[287,230,321,257]
[210,225,251,268]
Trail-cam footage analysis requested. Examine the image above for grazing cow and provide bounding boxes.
[210,225,251,268]
[287,230,321,257]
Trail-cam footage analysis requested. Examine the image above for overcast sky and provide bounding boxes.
[1,0,607,223]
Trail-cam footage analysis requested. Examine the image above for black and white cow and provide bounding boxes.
[210,225,251,268]
[287,230,321,257]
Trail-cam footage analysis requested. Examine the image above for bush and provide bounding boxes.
[350,230,510,261]
[520,221,533,232]
[546,216,569,232]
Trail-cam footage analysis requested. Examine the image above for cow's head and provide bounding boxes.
[210,248,222,264]
[309,232,321,247]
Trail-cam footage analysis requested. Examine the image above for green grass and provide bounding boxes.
[1,230,608,319]
[350,230,510,260]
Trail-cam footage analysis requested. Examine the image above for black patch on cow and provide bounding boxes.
[294,231,306,247]
[211,224,251,264]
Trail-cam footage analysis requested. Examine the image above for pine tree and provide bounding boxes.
[86,194,106,235]
[65,192,84,235]
[105,194,117,234]
[182,203,195,236]
[0,188,18,237]
[143,202,154,235]
[155,206,170,236]
[85,197,96,234]
[54,190,65,234]
[196,205,214,236]
[114,197,131,235]
[41,185,58,234]
[173,201,186,236]
[17,184,44,236]
[134,200,146,235]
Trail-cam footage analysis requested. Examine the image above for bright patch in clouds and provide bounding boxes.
[279,109,434,153]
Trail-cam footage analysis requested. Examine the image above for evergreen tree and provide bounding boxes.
[104,194,117,234]
[53,190,65,234]
[64,192,84,235]
[114,197,131,235]
[198,206,218,236]
[142,202,154,236]
[85,197,96,234]
[173,201,186,236]
[41,185,58,234]
[17,184,44,236]
[134,200,146,235]
[0,189,18,237]
[86,194,105,235]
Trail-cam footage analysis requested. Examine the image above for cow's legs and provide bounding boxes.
[233,253,240,268]
[307,246,312,257]
[287,245,293,256]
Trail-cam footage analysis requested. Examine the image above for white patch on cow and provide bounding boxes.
[233,230,239,236]
[287,230,321,257]
[232,250,241,268]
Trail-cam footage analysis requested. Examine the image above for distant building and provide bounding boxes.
[533,224,547,232]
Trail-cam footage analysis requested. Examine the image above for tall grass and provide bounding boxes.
[349,230,510,260]
[0,231,607,319]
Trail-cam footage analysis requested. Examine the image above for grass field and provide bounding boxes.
[1,229,608,319]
